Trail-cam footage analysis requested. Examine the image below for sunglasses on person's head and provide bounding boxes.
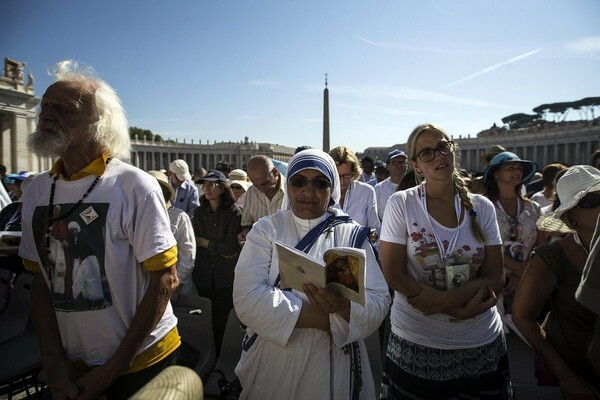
[415,141,455,163]
[576,192,600,209]
[289,175,331,190]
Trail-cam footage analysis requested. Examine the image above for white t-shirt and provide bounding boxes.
[380,184,503,349]
[374,177,398,220]
[20,159,178,366]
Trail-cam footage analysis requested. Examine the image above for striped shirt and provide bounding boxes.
[241,182,288,227]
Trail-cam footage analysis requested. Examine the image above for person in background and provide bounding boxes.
[148,170,196,299]
[592,149,600,170]
[329,146,380,243]
[168,159,199,218]
[19,60,179,399]
[368,163,390,186]
[192,167,207,195]
[483,151,544,297]
[233,149,390,399]
[513,165,600,399]
[192,170,241,352]
[237,155,288,246]
[380,123,510,399]
[375,149,408,221]
[530,163,569,209]
[358,156,375,183]
[228,168,252,209]
[4,172,31,202]
[0,173,37,231]
[216,160,232,179]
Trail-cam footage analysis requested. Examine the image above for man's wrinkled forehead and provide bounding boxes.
[43,80,97,108]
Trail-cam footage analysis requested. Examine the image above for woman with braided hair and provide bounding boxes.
[379,123,512,399]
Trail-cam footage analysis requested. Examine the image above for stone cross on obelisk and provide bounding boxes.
[323,73,330,152]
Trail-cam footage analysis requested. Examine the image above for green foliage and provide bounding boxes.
[129,127,162,142]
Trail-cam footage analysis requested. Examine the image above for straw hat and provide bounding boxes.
[148,170,175,199]
[483,151,538,187]
[536,165,600,233]
[227,169,252,191]
[480,145,506,166]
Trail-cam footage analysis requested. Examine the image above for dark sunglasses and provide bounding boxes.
[576,192,600,209]
[289,175,331,190]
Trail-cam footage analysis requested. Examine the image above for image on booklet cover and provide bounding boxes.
[32,202,111,312]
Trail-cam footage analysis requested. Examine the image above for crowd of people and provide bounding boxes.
[3,59,599,399]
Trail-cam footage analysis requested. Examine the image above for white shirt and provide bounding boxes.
[335,180,380,232]
[374,177,399,220]
[233,208,390,399]
[380,185,503,349]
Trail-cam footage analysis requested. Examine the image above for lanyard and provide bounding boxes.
[420,182,462,263]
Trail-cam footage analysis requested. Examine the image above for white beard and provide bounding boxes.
[28,123,73,158]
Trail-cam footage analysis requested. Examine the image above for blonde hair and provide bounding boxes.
[407,123,486,243]
[328,146,362,181]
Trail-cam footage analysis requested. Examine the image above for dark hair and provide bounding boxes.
[541,163,568,188]
[158,183,173,202]
[396,169,418,191]
[200,183,236,210]
[216,161,232,174]
[592,149,600,165]
[361,156,374,165]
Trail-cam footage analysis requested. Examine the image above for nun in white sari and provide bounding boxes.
[233,149,390,400]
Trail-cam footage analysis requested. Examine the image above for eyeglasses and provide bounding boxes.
[415,141,455,163]
[230,185,244,190]
[576,192,600,209]
[201,182,221,189]
[289,175,331,190]
[338,174,353,181]
[508,217,519,241]
[389,160,408,166]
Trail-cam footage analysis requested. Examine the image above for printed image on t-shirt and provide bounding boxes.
[32,203,111,312]
[408,222,484,290]
[504,240,525,262]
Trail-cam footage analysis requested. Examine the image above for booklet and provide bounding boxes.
[275,241,366,307]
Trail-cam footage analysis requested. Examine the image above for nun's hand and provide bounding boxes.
[304,283,351,321]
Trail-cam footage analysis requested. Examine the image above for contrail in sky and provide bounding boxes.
[437,48,542,90]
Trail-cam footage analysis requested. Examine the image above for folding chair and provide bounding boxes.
[173,294,217,381]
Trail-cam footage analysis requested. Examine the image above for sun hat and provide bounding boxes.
[537,165,600,233]
[483,151,538,187]
[228,169,252,191]
[199,170,228,184]
[229,169,248,181]
[148,170,175,199]
[386,149,407,163]
[480,144,506,166]
[169,159,192,181]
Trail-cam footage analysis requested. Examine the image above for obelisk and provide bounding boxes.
[322,73,330,152]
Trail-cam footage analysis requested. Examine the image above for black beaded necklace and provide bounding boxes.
[43,157,111,278]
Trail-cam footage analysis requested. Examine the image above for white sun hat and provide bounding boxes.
[536,165,600,233]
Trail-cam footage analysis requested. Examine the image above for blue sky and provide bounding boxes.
[4,0,600,153]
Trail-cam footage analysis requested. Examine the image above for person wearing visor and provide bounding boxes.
[233,149,390,399]
[513,165,600,399]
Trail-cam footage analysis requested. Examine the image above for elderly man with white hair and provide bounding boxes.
[19,60,179,399]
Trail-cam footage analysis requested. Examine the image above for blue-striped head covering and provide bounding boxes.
[287,149,340,207]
